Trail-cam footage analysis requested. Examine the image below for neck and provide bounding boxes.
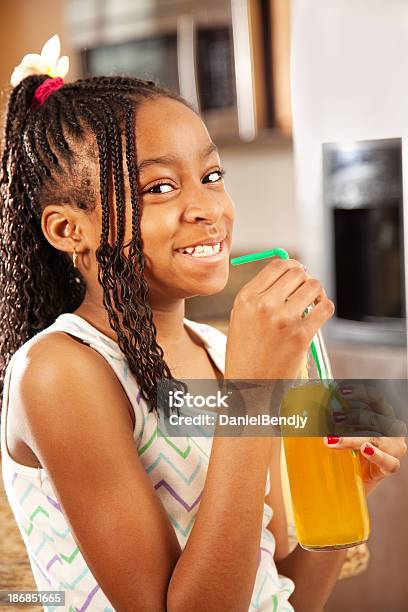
[150,299,188,346]
[76,291,189,347]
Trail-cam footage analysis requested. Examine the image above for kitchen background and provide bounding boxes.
[0,0,407,610]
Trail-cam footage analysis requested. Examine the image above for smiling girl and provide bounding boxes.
[0,38,406,612]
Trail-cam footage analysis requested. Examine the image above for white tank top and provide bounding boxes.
[1,312,295,611]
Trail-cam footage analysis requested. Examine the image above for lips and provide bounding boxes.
[174,235,226,251]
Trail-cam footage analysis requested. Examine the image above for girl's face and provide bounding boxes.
[130,96,235,303]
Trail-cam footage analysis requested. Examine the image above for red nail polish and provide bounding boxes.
[327,436,340,445]
[363,444,375,456]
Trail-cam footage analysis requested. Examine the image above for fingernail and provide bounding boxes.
[340,387,352,395]
[363,443,375,456]
[301,264,307,272]
[326,436,340,445]
[332,411,346,421]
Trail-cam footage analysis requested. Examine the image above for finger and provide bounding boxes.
[359,442,401,477]
[285,278,327,313]
[332,407,408,436]
[370,436,408,459]
[337,384,395,418]
[339,430,384,439]
[324,435,382,449]
[324,435,408,459]
[244,257,305,295]
[331,397,368,415]
[268,266,309,303]
[300,297,336,331]
[338,424,408,438]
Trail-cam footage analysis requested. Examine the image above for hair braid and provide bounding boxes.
[48,97,71,157]
[55,91,82,137]
[94,96,126,246]
[34,116,58,171]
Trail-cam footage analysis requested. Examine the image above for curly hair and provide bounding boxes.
[0,74,194,414]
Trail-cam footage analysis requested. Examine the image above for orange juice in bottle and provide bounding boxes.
[280,333,370,551]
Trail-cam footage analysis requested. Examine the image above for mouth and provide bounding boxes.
[174,239,227,263]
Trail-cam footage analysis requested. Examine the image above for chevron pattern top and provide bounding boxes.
[1,312,295,611]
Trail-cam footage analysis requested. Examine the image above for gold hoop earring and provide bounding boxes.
[72,246,79,268]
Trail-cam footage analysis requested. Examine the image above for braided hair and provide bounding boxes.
[0,74,194,414]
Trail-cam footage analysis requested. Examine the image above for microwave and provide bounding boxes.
[67,0,273,142]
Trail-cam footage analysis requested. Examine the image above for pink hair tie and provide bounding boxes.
[31,77,64,109]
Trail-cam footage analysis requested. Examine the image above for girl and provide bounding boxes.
[0,37,406,612]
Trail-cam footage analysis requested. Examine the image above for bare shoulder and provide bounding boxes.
[14,330,135,436]
[23,330,112,377]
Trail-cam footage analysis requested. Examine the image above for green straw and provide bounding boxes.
[231,248,290,266]
[230,248,326,380]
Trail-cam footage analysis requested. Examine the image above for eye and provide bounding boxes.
[143,167,226,195]
[146,182,173,195]
[203,168,227,184]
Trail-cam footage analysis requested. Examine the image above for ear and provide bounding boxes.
[40,204,84,255]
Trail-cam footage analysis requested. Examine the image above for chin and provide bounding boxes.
[185,273,230,298]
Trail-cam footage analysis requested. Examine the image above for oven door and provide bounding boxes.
[69,0,268,142]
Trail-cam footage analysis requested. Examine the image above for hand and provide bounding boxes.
[331,382,407,438]
[323,435,407,496]
[324,382,407,495]
[225,257,335,381]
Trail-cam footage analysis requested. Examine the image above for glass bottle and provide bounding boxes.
[280,328,370,550]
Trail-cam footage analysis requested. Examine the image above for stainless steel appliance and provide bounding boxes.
[67,0,273,142]
[323,137,406,346]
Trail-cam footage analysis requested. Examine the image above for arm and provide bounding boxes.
[275,546,347,611]
[21,335,180,611]
[20,335,274,612]
[265,438,347,611]
[167,434,273,612]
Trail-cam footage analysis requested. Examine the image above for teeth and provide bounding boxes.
[179,241,222,257]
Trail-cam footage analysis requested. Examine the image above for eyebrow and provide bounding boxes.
[136,142,219,173]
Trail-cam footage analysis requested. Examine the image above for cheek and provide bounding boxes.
[226,194,236,221]
[139,208,177,258]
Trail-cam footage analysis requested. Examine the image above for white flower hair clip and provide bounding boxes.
[10,34,69,87]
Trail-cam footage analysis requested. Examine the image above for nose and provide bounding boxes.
[182,186,224,225]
